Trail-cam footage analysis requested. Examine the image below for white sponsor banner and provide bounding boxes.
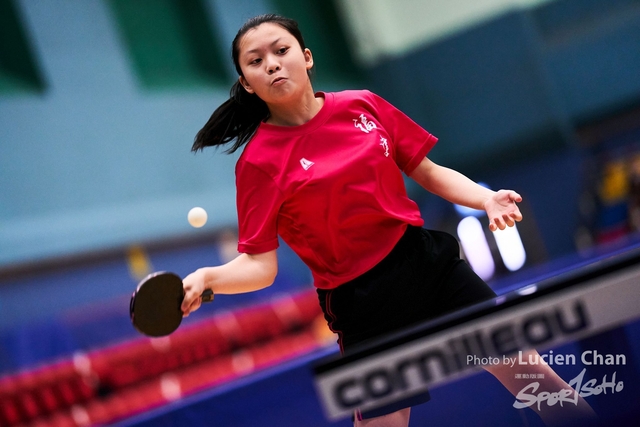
[314,264,640,420]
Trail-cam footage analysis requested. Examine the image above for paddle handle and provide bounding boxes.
[201,289,214,303]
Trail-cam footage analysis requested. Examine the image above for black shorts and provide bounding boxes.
[317,225,497,418]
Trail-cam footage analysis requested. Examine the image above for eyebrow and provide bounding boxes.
[243,37,283,56]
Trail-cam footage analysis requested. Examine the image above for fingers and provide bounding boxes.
[181,271,205,316]
[490,212,522,231]
[488,189,523,231]
[504,213,518,227]
[182,296,201,317]
[498,189,522,202]
[181,289,199,315]
[491,217,506,231]
[180,286,193,313]
[509,191,523,203]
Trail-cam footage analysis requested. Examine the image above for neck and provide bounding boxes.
[265,88,323,127]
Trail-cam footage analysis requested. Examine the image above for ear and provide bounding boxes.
[304,48,314,71]
[238,76,254,94]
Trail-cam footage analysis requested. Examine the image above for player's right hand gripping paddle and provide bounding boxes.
[129,271,214,337]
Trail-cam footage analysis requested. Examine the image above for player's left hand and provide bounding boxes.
[484,190,523,231]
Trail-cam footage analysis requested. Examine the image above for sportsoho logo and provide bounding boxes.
[313,267,640,420]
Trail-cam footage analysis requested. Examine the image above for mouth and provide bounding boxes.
[271,77,287,86]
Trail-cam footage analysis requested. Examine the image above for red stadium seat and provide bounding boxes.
[0,288,327,427]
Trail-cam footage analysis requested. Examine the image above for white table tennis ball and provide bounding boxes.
[188,207,208,228]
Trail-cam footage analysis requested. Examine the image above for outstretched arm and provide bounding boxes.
[409,157,522,231]
[181,250,278,316]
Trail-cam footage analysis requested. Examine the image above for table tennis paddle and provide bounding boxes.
[130,271,214,337]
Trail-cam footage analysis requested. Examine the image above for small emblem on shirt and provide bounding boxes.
[380,136,389,157]
[353,114,377,133]
[300,158,314,170]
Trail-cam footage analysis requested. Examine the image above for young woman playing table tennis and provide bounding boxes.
[181,14,595,427]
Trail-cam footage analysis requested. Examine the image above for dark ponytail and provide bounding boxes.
[192,14,309,154]
[192,81,269,153]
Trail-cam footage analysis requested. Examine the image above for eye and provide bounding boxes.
[249,58,261,65]
[277,47,289,54]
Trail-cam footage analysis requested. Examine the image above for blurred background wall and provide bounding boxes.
[2,0,640,266]
[2,0,640,269]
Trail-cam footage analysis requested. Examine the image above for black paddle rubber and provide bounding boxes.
[130,271,213,337]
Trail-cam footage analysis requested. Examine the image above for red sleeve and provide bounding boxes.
[367,91,438,175]
[235,160,283,254]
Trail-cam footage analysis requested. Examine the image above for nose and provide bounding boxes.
[267,64,280,74]
[265,56,280,74]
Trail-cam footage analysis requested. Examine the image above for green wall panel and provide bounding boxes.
[109,0,229,89]
[271,0,362,85]
[0,0,44,94]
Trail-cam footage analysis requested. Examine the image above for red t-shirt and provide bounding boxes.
[235,90,438,289]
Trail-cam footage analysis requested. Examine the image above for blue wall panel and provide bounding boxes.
[2,0,640,269]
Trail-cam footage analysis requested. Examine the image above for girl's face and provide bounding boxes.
[237,23,313,106]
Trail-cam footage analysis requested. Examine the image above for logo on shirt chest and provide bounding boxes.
[297,115,389,171]
[379,136,389,157]
[354,113,390,158]
[300,157,315,170]
[353,114,377,133]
